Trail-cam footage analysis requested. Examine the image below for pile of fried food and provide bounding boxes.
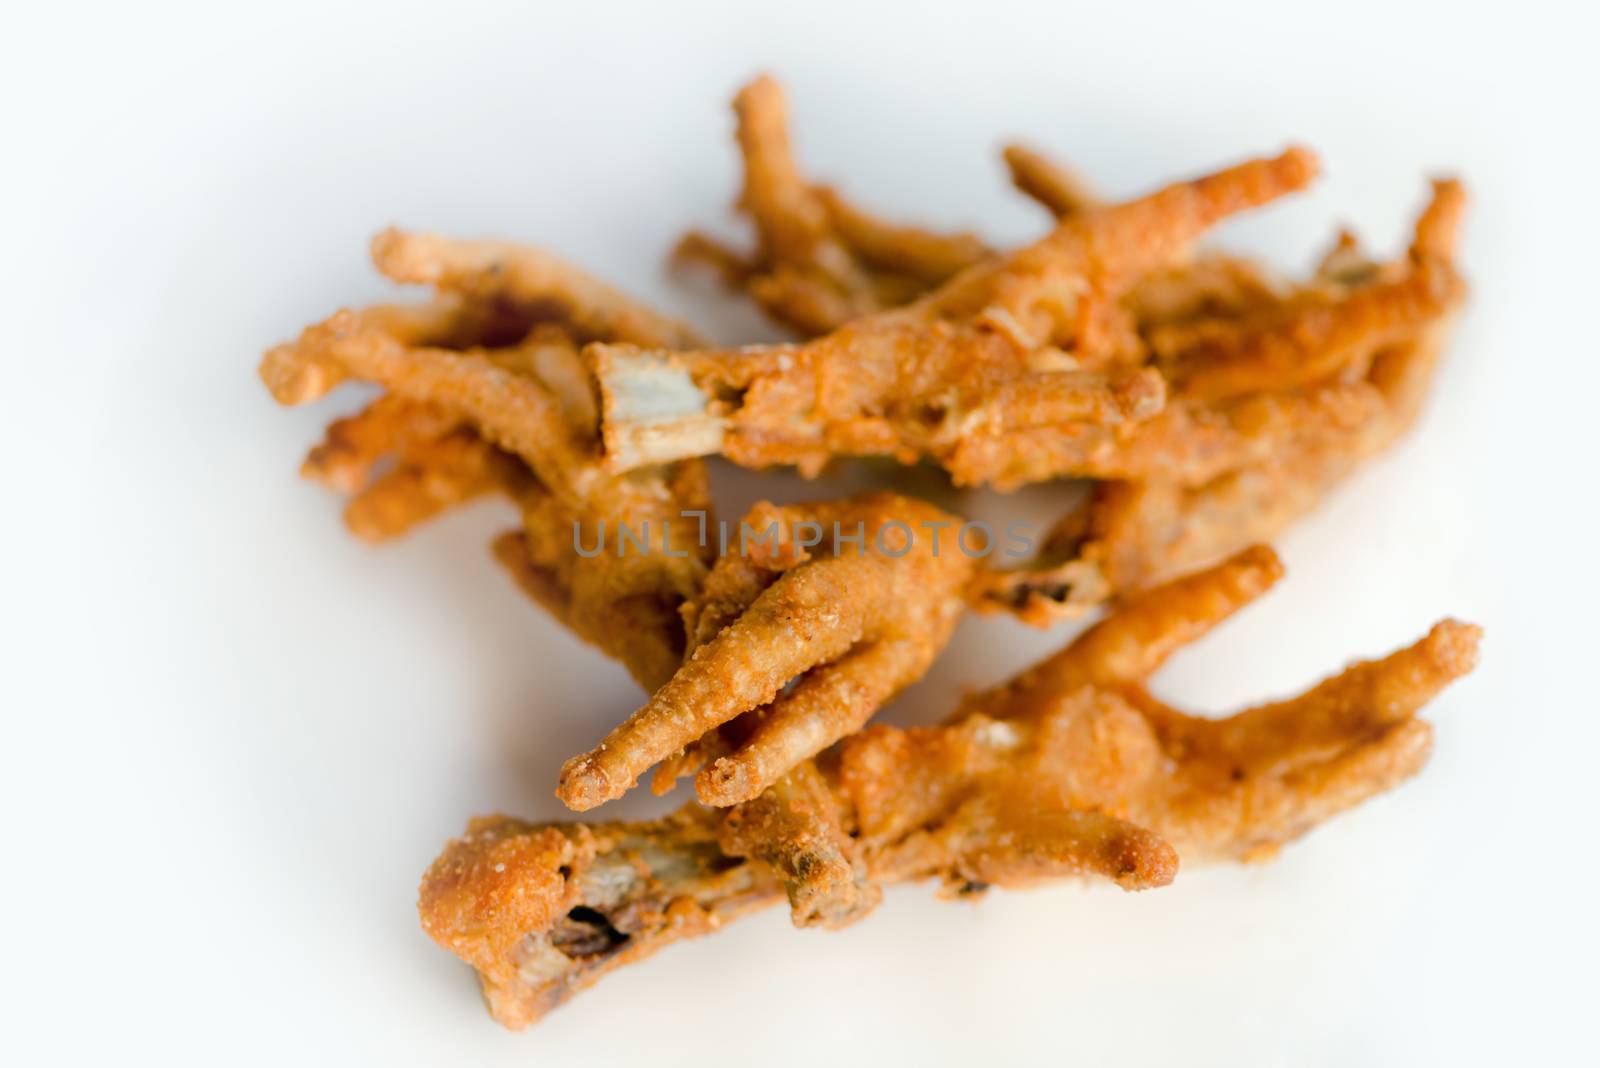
[261,77,1480,1029]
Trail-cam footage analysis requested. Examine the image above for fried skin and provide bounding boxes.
[262,234,714,689]
[687,94,1279,343]
[421,549,1479,1028]
[681,84,1237,339]
[600,147,1319,479]
[934,547,1479,861]
[675,75,987,336]
[256,112,1482,1037]
[716,761,881,929]
[1074,179,1468,596]
[671,86,1464,612]
[300,393,527,542]
[557,492,976,811]
[975,179,1467,616]
[419,808,785,1030]
[493,459,713,691]
[668,81,1462,583]
[1003,143,1103,219]
[371,227,705,349]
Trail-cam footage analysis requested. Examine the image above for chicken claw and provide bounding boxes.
[371,227,705,349]
[1003,143,1103,218]
[716,762,880,929]
[419,807,785,1030]
[974,179,1467,615]
[599,148,1319,481]
[300,393,526,542]
[262,235,714,689]
[674,75,987,335]
[940,546,1480,862]
[424,548,1477,1028]
[557,492,975,810]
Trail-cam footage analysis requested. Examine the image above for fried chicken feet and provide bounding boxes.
[674,75,988,336]
[557,493,976,810]
[262,231,714,689]
[974,178,1467,619]
[420,549,1479,1028]
[597,148,1321,481]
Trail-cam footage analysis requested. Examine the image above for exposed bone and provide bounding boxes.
[588,346,725,470]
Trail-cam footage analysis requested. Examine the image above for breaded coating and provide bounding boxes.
[943,374,1380,488]
[814,185,990,286]
[1083,179,1467,593]
[1153,233,1464,403]
[301,393,525,542]
[253,84,1482,1039]
[690,101,1278,343]
[929,547,1480,862]
[421,800,1167,1029]
[557,492,976,810]
[675,75,986,335]
[421,549,1479,1028]
[419,808,785,1030]
[598,148,1318,479]
[658,557,885,930]
[975,179,1467,615]
[493,463,712,692]
[266,302,639,515]
[372,228,705,349]
[716,762,880,929]
[665,82,1465,594]
[683,86,1274,341]
[1003,143,1103,218]
[261,235,714,689]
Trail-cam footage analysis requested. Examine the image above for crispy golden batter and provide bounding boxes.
[948,376,1378,487]
[716,761,880,929]
[262,234,714,689]
[675,75,987,335]
[419,808,785,1030]
[493,462,712,691]
[557,492,976,810]
[420,549,1479,1028]
[266,301,640,514]
[599,148,1320,479]
[1002,146,1285,338]
[372,227,705,349]
[685,91,1280,345]
[1086,181,1466,591]
[254,84,1479,1037]
[681,84,1265,342]
[1152,237,1463,403]
[300,393,526,542]
[660,80,1464,581]
[940,547,1479,861]
[421,799,1166,1029]
[975,179,1467,617]
[1003,143,1103,219]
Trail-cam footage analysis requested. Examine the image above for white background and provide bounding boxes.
[5,1,1594,1064]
